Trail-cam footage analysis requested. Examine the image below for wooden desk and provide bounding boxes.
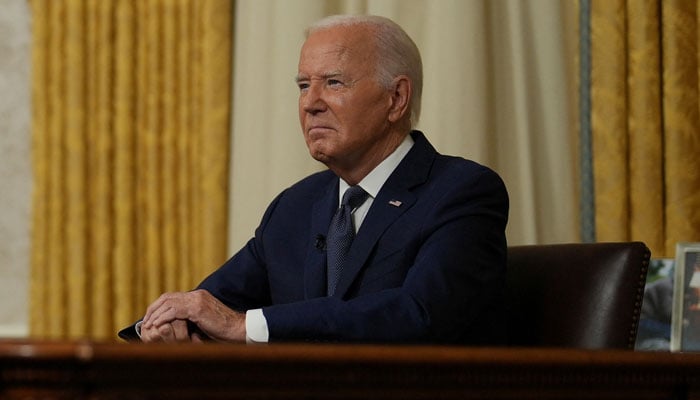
[1,340,699,399]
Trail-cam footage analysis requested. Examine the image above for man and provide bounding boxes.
[120,14,509,344]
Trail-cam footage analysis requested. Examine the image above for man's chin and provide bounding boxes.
[306,142,332,163]
[309,150,331,166]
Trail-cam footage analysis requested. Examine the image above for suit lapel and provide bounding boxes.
[303,179,338,299]
[332,188,416,297]
[333,131,436,298]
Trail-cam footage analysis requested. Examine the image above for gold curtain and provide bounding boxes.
[29,0,232,340]
[591,0,700,257]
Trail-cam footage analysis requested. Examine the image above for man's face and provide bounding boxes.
[297,26,395,171]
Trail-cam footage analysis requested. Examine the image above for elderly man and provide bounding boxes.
[120,14,509,344]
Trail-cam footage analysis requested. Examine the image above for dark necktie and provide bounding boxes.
[326,186,369,296]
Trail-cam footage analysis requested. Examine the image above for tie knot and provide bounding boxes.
[342,186,368,210]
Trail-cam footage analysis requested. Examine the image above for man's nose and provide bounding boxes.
[301,84,326,114]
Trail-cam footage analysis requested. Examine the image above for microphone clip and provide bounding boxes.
[315,234,326,251]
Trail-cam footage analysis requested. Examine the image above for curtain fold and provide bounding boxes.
[591,0,700,257]
[29,0,232,339]
[662,0,700,255]
[627,0,664,257]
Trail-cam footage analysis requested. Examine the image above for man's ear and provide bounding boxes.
[387,76,412,123]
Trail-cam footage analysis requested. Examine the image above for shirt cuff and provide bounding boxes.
[245,308,269,343]
[135,321,143,338]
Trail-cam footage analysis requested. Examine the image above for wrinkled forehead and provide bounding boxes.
[299,26,376,69]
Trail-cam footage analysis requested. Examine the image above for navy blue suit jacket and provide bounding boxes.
[195,130,509,344]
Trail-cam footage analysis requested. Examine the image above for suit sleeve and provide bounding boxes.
[195,193,284,312]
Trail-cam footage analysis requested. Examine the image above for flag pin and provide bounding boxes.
[388,200,402,207]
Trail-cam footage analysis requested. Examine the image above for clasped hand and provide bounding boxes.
[140,289,246,343]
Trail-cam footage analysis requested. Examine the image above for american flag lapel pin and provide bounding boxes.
[388,199,402,207]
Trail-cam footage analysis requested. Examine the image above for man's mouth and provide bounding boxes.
[307,126,335,136]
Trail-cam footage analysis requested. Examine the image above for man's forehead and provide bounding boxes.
[298,43,355,73]
[301,40,352,62]
[298,26,376,77]
[302,25,374,58]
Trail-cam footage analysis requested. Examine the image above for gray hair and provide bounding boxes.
[306,15,423,128]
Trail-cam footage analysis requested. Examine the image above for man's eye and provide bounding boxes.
[298,83,309,91]
[328,79,343,87]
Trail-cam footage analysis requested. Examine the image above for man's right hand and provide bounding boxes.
[140,318,195,343]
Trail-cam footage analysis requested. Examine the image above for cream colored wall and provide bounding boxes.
[0,0,31,337]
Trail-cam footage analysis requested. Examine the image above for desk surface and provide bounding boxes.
[1,339,699,399]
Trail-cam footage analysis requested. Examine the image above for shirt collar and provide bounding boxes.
[338,133,415,202]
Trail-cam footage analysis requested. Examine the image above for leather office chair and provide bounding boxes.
[506,242,651,349]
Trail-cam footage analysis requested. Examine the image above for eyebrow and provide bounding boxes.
[294,71,343,83]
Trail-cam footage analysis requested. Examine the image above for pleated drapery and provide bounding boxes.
[591,0,700,257]
[29,0,232,340]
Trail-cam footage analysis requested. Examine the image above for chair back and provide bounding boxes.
[506,242,650,349]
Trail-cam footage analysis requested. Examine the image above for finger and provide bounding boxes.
[171,320,190,342]
[191,333,204,344]
[147,305,180,329]
[157,322,177,343]
[142,293,174,327]
[140,324,163,343]
[144,293,188,328]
